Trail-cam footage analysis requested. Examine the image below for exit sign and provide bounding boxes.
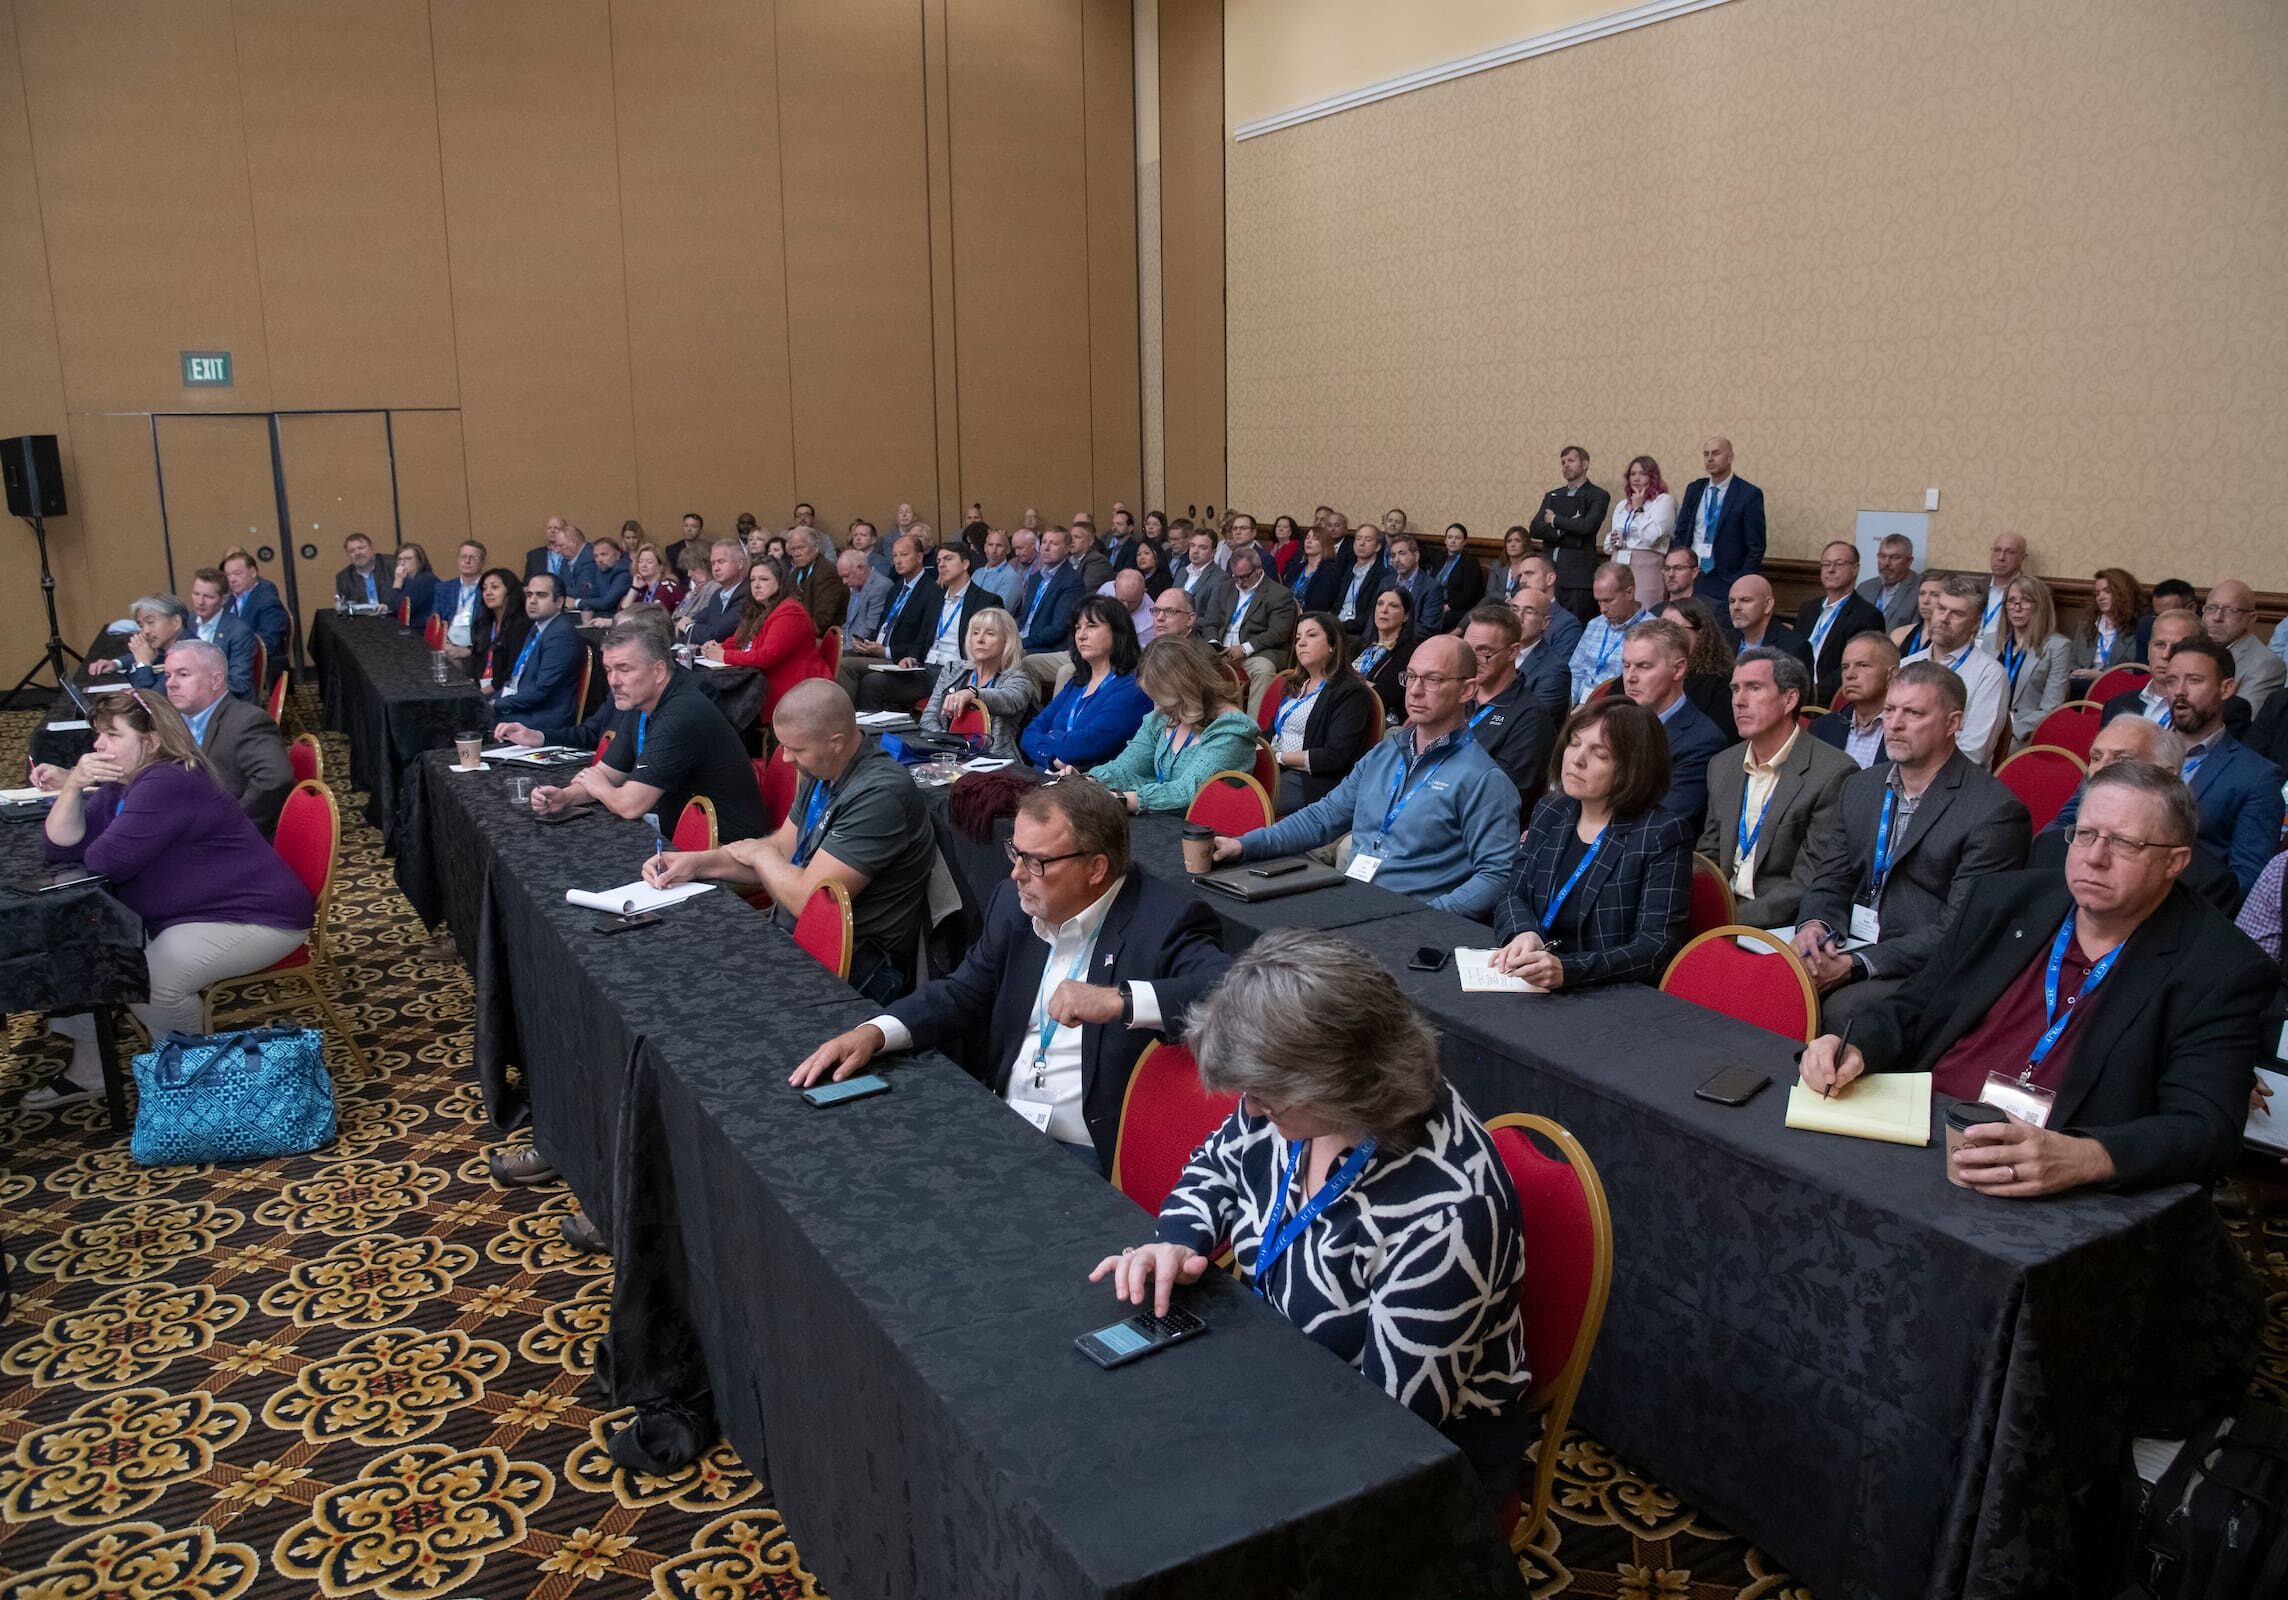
[181,350,232,386]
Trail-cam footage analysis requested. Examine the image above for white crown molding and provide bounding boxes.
[1232,0,1738,142]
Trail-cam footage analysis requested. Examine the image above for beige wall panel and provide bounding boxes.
[232,0,458,410]
[946,0,1093,521]
[389,410,473,554]
[921,0,962,528]
[153,415,274,628]
[61,415,164,647]
[1226,0,2288,585]
[774,0,940,529]
[1158,0,1225,515]
[0,5,64,434]
[609,0,795,533]
[14,0,271,413]
[276,411,396,648]
[430,0,638,548]
[1083,0,1143,513]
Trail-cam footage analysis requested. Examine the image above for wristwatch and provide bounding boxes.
[1118,983,1134,1027]
[1846,953,1871,984]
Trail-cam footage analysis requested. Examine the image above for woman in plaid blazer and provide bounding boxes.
[1491,697,1693,988]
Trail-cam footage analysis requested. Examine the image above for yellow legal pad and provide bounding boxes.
[1783,1072,1933,1147]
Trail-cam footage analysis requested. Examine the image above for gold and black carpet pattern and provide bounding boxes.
[0,703,2281,1599]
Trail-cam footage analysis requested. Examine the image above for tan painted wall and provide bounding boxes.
[1221,0,2288,586]
[0,0,1142,648]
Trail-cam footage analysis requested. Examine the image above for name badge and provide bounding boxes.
[1978,1073,2055,1128]
[1849,902,1881,944]
[1010,1098,1054,1134]
[1346,852,1383,883]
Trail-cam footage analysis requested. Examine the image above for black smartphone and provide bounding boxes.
[1247,859,1307,878]
[1408,946,1450,972]
[592,911,662,935]
[1694,1065,1773,1106]
[800,1073,892,1108]
[1075,1305,1207,1369]
[536,808,586,826]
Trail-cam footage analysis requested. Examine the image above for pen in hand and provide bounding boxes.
[1825,1018,1856,1100]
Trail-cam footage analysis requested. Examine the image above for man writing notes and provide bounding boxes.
[791,778,1228,1175]
[1700,649,1855,929]
[1800,761,2270,1194]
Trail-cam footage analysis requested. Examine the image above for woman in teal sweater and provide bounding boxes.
[1083,635,1262,814]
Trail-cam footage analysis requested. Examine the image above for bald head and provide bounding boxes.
[1727,573,1776,634]
[773,679,858,743]
[1113,570,1146,610]
[2088,715,2187,775]
[2205,579,2258,644]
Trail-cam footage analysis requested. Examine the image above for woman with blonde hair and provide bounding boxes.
[2001,573,2072,746]
[920,607,1038,761]
[1085,635,1260,814]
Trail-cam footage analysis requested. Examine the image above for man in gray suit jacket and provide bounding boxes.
[1856,533,1921,631]
[162,639,294,835]
[1209,545,1298,714]
[1698,650,1857,929]
[1788,660,2031,1027]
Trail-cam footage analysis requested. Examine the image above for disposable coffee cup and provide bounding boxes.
[454,732,483,769]
[1943,1101,2009,1188]
[1181,823,1217,876]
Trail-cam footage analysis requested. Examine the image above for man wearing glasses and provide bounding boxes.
[2198,579,2283,715]
[1799,760,2269,1196]
[1148,587,1197,641]
[791,775,1227,1175]
[1209,635,1520,917]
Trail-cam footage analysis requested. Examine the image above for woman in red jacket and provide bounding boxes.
[703,556,824,719]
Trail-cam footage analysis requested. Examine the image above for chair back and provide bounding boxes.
[395,596,411,624]
[1590,676,1619,699]
[819,627,842,676]
[251,637,268,690]
[1255,675,1285,735]
[273,780,340,957]
[1795,706,1823,731]
[946,703,990,740]
[2030,701,2102,762]
[1184,770,1273,834]
[1687,852,1736,937]
[670,795,719,853]
[2089,664,2151,704]
[264,669,288,722]
[591,729,615,767]
[1659,925,1820,1043]
[422,615,443,649]
[1483,1112,1614,1552]
[1250,741,1278,799]
[576,649,596,717]
[1995,744,2087,834]
[1110,1042,1240,1215]
[757,748,797,831]
[792,882,854,979]
[288,733,323,786]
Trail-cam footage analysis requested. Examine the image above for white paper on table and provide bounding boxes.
[961,757,1013,772]
[865,662,919,673]
[1456,948,1541,994]
[2249,1067,2288,1155]
[43,720,89,732]
[1752,923,1866,955]
[82,681,133,695]
[565,881,716,916]
[483,744,585,763]
[447,763,490,774]
[692,656,735,670]
[854,711,915,727]
[0,787,54,804]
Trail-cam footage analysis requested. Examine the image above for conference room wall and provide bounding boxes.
[0,0,1143,649]
[1220,0,2288,586]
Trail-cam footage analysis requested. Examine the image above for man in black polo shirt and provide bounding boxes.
[1458,603,1557,818]
[529,627,765,841]
[646,679,936,1002]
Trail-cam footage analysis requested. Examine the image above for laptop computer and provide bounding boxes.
[1189,857,1347,902]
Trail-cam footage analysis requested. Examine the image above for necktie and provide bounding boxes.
[1700,488,1722,573]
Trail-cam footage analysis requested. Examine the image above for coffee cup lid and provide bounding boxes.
[1944,1101,2009,1131]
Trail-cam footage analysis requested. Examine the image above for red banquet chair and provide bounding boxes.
[1486,1112,1614,1553]
[670,795,719,853]
[1109,1042,1240,1215]
[1184,770,1273,836]
[2030,701,2103,763]
[264,669,288,723]
[1687,853,1736,937]
[818,627,842,677]
[2088,664,2151,704]
[591,729,615,766]
[946,704,989,741]
[394,595,411,624]
[1659,925,1820,1044]
[1251,742,1278,800]
[756,748,797,831]
[1995,744,2086,835]
[1255,676,1285,736]
[792,882,854,979]
[423,615,445,649]
[289,733,324,786]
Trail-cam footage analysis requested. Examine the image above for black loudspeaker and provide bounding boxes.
[1,434,66,519]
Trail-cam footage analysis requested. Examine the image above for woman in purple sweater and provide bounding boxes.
[27,690,314,1110]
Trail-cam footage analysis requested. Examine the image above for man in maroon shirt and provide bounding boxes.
[1798,761,2271,1195]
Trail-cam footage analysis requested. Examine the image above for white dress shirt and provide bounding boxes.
[447,583,480,647]
[1606,492,1677,553]
[1904,640,2007,760]
[926,584,970,667]
[1979,581,2010,652]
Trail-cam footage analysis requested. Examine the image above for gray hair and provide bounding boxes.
[1187,930,1441,1151]
[601,622,671,666]
[1736,646,1811,708]
[711,537,752,569]
[1892,658,1967,716]
[1624,617,1690,664]
[1938,572,1987,604]
[2096,718,2188,772]
[1593,560,1632,591]
[2081,760,2198,848]
[132,593,191,624]
[166,637,226,673]
[1878,533,1915,556]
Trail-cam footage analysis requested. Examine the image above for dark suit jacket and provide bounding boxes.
[1671,475,1766,599]
[1327,552,1393,635]
[397,569,438,625]
[1435,551,1486,630]
[1514,639,1570,724]
[1494,796,1692,987]
[226,578,290,666]
[886,576,987,667]
[886,871,1230,1173]
[1018,563,1085,652]
[1391,568,1445,635]
[1098,534,1141,574]
[2183,735,2283,897]
[568,558,630,617]
[683,584,746,647]
[1726,619,1816,682]
[197,694,294,836]
[1792,592,1888,706]
[1534,481,1613,592]
[1851,871,2272,1190]
[490,615,585,729]
[333,563,396,608]
[1219,579,1298,668]
[789,559,847,638]
[1792,751,2032,982]
[1654,695,1727,837]
[2101,688,2251,741]
[1697,731,1858,927]
[189,610,261,702]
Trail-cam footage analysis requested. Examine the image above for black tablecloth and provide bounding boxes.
[420,749,1523,1599]
[0,814,151,1130]
[310,611,483,838]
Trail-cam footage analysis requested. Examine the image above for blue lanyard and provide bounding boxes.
[1381,745,1457,834]
[1438,554,1461,584]
[791,779,833,865]
[1737,773,1775,864]
[1809,600,1841,652]
[1466,700,1499,736]
[1254,1135,1379,1298]
[1945,643,1974,671]
[2153,701,2173,729]
[1029,938,1098,1071]
[2024,911,2121,1080]
[1540,827,1606,931]
[510,626,543,682]
[2001,639,2025,684]
[2182,744,2210,780]
[1591,622,1622,677]
[1357,643,1389,676]
[1154,725,1193,784]
[935,592,964,643]
[635,710,649,756]
[2095,622,2118,665]
[1983,590,2005,628]
[1290,567,1310,601]
[1226,588,1253,639]
[884,579,919,629]
[1274,680,1323,736]
[1872,784,1900,891]
[1903,623,1925,657]
[362,572,378,602]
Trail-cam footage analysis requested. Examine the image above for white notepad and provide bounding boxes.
[564,881,716,916]
[2248,1067,2288,1155]
[82,681,132,695]
[1784,1072,1932,1147]
[0,788,53,804]
[1456,947,1542,994]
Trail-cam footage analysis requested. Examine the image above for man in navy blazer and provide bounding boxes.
[2155,639,2283,899]
[680,541,750,648]
[428,539,489,649]
[790,778,1229,1175]
[490,572,585,731]
[221,549,290,669]
[184,570,262,701]
[1622,618,1725,836]
[1792,542,1889,706]
[1509,587,1573,723]
[1017,526,1085,653]
[1669,436,1766,603]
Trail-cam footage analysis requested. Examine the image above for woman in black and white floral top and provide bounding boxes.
[1091,931,1532,1494]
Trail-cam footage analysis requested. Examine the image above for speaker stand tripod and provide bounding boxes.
[8,513,83,708]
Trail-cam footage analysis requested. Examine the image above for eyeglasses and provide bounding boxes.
[1004,841,1088,878]
[2064,826,2170,856]
[2202,602,2248,618]
[1398,670,1469,687]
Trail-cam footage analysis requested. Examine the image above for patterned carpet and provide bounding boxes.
[0,701,2281,1600]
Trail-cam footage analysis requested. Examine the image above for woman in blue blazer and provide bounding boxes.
[1020,596,1151,769]
[1490,697,1692,989]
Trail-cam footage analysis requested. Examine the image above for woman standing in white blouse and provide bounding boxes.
[1603,455,1676,611]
